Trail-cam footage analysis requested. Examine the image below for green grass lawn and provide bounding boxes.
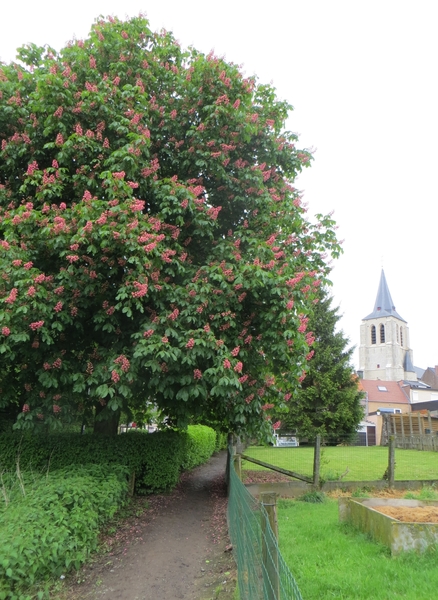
[278,497,438,600]
[242,446,438,481]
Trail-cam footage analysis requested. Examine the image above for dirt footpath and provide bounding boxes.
[61,451,235,600]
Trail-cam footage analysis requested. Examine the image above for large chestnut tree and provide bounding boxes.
[0,15,340,437]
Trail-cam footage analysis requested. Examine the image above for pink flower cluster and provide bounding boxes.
[161,249,176,263]
[26,161,39,175]
[168,308,179,321]
[131,198,144,210]
[231,346,240,357]
[223,359,231,369]
[193,369,202,380]
[1,327,10,336]
[4,288,18,304]
[29,321,44,331]
[54,301,63,313]
[144,329,154,338]
[132,281,148,298]
[285,272,305,288]
[114,354,130,372]
[111,370,120,383]
[298,315,309,334]
[22,404,30,413]
[53,404,61,414]
[207,206,222,220]
[186,338,195,349]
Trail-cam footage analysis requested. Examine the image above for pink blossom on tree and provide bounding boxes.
[0,15,341,437]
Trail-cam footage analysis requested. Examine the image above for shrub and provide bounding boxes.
[215,431,228,452]
[297,491,326,503]
[181,425,217,470]
[0,430,185,495]
[0,465,128,594]
[0,425,219,496]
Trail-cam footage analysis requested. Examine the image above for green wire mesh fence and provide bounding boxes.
[227,448,303,600]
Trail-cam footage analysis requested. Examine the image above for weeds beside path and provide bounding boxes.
[59,451,236,600]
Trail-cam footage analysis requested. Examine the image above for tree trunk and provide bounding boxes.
[93,403,120,435]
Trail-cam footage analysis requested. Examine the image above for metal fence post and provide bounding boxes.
[388,435,395,488]
[226,432,234,495]
[261,492,280,600]
[313,434,321,488]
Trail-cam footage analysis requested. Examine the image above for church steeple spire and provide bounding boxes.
[363,269,406,322]
[359,270,415,381]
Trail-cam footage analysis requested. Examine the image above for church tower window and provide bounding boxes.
[371,325,376,344]
[396,326,399,343]
[380,324,385,343]
[400,326,403,347]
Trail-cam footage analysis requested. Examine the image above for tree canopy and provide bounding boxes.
[0,15,341,437]
[277,289,364,440]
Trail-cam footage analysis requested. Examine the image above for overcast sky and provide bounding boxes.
[2,1,438,369]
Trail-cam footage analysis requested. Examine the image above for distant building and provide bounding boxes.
[358,270,416,381]
[357,270,438,425]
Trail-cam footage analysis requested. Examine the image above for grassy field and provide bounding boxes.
[241,445,438,481]
[278,495,438,600]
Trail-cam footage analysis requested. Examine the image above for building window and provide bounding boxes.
[371,325,376,344]
[396,326,399,343]
[400,326,403,347]
[380,324,385,343]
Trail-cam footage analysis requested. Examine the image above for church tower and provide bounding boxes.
[359,270,417,381]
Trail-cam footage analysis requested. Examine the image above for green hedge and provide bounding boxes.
[0,430,184,495]
[181,425,217,470]
[0,465,128,596]
[215,431,228,452]
[0,425,220,496]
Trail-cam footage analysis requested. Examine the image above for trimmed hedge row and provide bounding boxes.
[0,465,128,596]
[0,425,220,495]
[182,425,217,470]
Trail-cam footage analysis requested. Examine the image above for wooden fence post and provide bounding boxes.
[388,436,395,488]
[128,471,136,496]
[313,434,321,488]
[261,492,280,600]
[234,454,242,481]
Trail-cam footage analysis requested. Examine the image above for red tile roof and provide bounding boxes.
[358,380,410,404]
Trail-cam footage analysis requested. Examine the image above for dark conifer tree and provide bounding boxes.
[279,289,364,441]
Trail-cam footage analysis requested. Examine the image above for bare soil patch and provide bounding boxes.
[373,506,438,523]
[243,470,292,484]
[57,451,236,600]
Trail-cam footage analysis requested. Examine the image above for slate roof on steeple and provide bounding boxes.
[404,351,415,373]
[363,270,406,322]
